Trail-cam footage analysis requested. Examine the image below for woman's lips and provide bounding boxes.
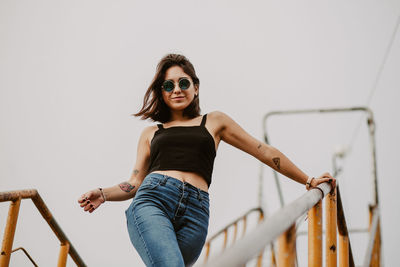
[172,97,185,100]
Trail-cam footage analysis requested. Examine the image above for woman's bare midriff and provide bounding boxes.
[151,170,208,192]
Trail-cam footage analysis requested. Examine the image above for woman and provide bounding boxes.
[78,54,336,266]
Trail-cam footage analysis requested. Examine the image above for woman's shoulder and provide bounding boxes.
[140,125,159,140]
[207,110,232,122]
[206,111,234,129]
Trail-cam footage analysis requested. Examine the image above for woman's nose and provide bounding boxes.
[172,85,182,94]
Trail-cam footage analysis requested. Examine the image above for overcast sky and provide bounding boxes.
[1,1,399,266]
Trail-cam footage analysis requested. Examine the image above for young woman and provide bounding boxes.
[78,54,336,266]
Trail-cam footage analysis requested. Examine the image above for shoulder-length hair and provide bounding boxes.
[133,54,201,123]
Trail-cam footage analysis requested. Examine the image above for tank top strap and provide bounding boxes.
[157,124,164,130]
[200,114,208,127]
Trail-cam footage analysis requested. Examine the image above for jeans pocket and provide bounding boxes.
[139,177,161,191]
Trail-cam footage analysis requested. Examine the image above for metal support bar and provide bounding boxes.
[308,200,323,267]
[0,190,86,266]
[202,207,263,263]
[0,198,21,267]
[256,212,265,267]
[326,189,337,267]
[11,247,38,267]
[222,229,228,250]
[339,234,349,267]
[336,186,355,267]
[203,183,331,267]
[363,207,380,267]
[277,224,296,267]
[262,106,379,208]
[58,242,70,267]
[204,243,210,263]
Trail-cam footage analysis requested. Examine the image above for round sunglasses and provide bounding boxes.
[162,78,191,92]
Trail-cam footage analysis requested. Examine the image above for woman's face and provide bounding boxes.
[161,65,198,112]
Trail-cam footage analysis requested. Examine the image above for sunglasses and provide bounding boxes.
[162,78,191,92]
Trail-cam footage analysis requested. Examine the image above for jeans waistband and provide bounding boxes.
[146,173,209,200]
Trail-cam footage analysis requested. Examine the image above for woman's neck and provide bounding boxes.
[169,111,189,122]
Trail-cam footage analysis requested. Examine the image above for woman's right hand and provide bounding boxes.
[78,189,105,213]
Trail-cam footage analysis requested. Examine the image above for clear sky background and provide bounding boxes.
[1,1,399,266]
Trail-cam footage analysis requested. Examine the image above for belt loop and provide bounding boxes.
[197,188,202,201]
[161,175,168,185]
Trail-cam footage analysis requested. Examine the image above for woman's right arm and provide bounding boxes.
[78,125,155,213]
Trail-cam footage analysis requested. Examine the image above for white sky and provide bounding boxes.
[1,0,399,266]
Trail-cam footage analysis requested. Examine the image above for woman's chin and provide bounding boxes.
[168,103,190,111]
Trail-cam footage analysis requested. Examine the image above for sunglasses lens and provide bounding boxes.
[179,78,190,90]
[162,80,174,92]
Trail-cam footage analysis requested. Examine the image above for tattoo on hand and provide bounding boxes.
[133,169,139,175]
[119,182,136,193]
[272,157,281,170]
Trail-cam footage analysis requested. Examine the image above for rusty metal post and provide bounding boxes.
[326,189,337,267]
[222,229,228,250]
[337,186,350,267]
[204,242,211,263]
[233,222,238,243]
[370,220,381,267]
[256,212,265,267]
[0,198,21,267]
[270,245,277,267]
[369,206,381,267]
[308,200,323,267]
[339,235,349,267]
[277,224,296,267]
[57,242,70,267]
[242,216,247,237]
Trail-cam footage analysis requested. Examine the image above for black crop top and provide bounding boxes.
[148,114,216,187]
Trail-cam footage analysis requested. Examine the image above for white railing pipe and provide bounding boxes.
[203,182,332,267]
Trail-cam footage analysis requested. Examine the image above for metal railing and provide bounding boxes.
[260,106,379,210]
[202,207,273,266]
[204,182,382,266]
[0,189,86,267]
[204,106,382,266]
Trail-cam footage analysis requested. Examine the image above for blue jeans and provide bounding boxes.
[125,173,210,266]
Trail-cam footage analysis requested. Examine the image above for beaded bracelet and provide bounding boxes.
[305,177,315,190]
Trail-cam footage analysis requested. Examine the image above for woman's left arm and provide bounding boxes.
[214,111,336,189]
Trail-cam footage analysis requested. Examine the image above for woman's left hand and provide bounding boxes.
[311,172,336,191]
[78,189,105,213]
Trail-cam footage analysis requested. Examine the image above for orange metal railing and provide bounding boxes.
[0,189,86,267]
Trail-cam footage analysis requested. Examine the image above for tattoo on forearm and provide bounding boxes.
[119,182,136,193]
[272,157,281,170]
[257,143,262,149]
[133,169,139,175]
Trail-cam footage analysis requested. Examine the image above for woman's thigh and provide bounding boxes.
[126,201,185,267]
[175,190,210,265]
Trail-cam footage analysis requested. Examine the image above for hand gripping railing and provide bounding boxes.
[203,180,384,267]
[0,189,86,267]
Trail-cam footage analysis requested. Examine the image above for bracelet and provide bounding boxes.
[99,188,106,202]
[306,177,315,190]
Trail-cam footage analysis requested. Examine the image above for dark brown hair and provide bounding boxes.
[133,54,201,123]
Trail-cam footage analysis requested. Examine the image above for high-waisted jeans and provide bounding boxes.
[125,173,210,266]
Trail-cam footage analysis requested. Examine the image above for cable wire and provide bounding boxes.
[346,14,400,153]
